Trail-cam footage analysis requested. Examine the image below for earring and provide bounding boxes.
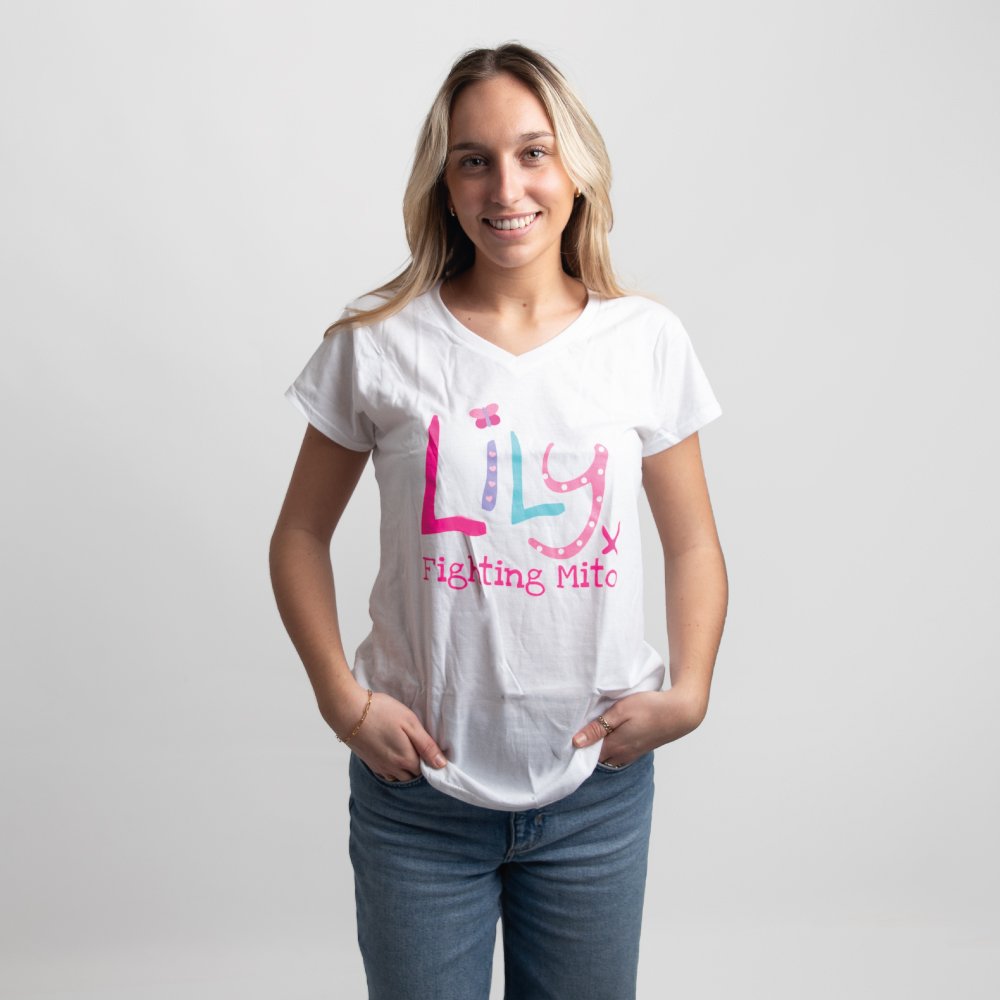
[574,189,582,199]
[449,206,456,217]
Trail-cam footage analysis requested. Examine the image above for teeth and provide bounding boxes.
[487,213,538,230]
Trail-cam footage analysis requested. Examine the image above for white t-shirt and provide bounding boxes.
[285,279,722,810]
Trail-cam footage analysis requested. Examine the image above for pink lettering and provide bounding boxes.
[529,443,608,559]
[422,415,487,536]
[555,557,615,589]
[420,551,546,597]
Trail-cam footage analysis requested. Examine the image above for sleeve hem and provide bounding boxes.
[284,385,374,452]
[639,402,722,458]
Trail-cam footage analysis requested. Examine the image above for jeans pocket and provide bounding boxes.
[358,755,427,788]
[595,759,637,773]
[595,751,653,774]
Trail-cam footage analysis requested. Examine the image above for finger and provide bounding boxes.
[407,724,448,769]
[573,708,623,748]
[372,763,417,782]
[600,757,631,768]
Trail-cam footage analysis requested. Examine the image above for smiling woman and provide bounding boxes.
[316,42,623,335]
[439,73,586,350]
[442,77,577,279]
[270,40,728,1000]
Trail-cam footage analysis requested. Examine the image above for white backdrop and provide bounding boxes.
[2,2,997,997]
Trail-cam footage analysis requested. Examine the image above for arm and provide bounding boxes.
[572,431,728,762]
[269,423,447,779]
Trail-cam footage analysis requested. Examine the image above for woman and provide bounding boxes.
[270,42,727,1000]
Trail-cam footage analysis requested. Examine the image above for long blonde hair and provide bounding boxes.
[325,42,628,337]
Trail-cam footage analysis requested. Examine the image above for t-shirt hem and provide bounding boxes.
[639,402,723,457]
[421,747,601,811]
[284,384,374,452]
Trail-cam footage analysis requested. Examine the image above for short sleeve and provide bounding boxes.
[636,313,722,457]
[284,316,378,451]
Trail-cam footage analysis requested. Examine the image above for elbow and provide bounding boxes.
[269,520,331,578]
[269,521,297,581]
[268,527,283,586]
[689,693,709,730]
[674,684,710,731]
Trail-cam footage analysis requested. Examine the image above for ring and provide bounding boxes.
[597,715,615,736]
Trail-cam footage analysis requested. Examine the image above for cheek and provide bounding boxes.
[543,185,576,222]
[452,182,487,213]
[539,172,575,207]
[444,170,469,199]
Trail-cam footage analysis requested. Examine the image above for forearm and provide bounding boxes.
[269,525,362,726]
[663,541,728,721]
[572,540,727,756]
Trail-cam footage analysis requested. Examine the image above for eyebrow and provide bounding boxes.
[447,131,555,153]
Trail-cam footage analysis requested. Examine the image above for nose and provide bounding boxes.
[491,157,524,208]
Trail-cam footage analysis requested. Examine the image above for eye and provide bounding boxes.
[459,155,487,169]
[524,146,548,162]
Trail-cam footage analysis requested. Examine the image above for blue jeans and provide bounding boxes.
[348,750,655,1000]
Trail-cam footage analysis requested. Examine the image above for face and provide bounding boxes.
[442,72,577,277]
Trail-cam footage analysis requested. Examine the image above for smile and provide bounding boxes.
[485,212,540,231]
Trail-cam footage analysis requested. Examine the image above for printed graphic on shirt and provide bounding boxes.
[468,403,501,428]
[602,522,620,554]
[420,407,619,597]
[421,414,487,536]
[529,441,606,559]
[510,432,564,524]
[480,439,498,511]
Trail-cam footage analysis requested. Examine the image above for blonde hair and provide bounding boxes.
[325,41,628,337]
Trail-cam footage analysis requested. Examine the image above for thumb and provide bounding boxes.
[573,709,620,748]
[409,726,448,769]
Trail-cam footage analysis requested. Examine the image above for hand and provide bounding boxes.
[572,688,707,767]
[327,683,448,781]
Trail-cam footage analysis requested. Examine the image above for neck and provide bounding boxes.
[452,258,583,317]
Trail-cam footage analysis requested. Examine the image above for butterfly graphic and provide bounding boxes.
[469,403,501,428]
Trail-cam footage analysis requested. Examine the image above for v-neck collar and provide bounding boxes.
[424,279,600,371]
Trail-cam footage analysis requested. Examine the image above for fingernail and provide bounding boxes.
[573,734,587,748]
[433,754,447,768]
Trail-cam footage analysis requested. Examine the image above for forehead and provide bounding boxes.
[449,73,553,143]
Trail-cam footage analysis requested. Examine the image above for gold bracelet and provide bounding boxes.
[337,689,373,747]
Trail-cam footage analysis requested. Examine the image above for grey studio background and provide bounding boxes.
[2,1,997,998]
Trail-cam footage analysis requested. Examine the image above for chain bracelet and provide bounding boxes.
[337,688,373,746]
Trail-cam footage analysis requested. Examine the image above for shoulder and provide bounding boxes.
[341,286,435,330]
[339,285,438,357]
[596,292,689,348]
[600,291,681,325]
